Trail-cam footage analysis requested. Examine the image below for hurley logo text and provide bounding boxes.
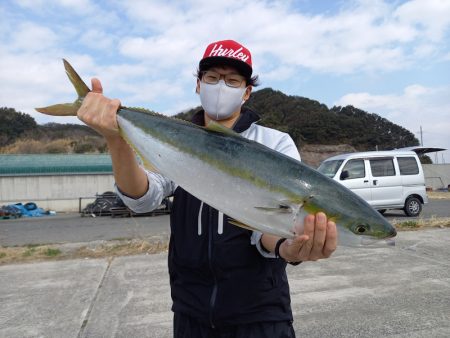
[208,44,250,62]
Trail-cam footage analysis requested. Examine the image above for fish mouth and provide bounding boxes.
[357,235,396,247]
[387,228,397,238]
[372,228,397,247]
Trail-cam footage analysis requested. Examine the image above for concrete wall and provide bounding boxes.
[423,164,450,190]
[2,164,448,212]
[0,174,115,212]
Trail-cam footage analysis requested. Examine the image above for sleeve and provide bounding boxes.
[275,133,301,161]
[115,169,176,213]
[253,131,300,258]
[251,231,277,258]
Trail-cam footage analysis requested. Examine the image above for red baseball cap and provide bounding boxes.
[199,39,253,78]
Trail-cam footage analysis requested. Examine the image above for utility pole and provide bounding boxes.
[420,126,423,146]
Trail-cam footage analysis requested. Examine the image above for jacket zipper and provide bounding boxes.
[208,209,218,328]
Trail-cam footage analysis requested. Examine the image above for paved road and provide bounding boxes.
[0,213,171,247]
[0,199,449,247]
[384,199,450,219]
[1,228,449,337]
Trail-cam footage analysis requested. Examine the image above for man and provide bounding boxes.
[78,39,337,338]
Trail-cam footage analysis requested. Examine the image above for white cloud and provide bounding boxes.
[120,0,186,31]
[119,36,197,69]
[8,22,59,52]
[394,0,450,41]
[1,0,450,162]
[111,0,450,75]
[56,0,95,14]
[16,0,97,15]
[5,0,450,75]
[335,84,450,161]
[78,29,115,51]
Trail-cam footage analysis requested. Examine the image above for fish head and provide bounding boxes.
[336,211,397,246]
[302,172,398,247]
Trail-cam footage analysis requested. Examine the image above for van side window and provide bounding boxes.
[370,158,396,177]
[398,157,419,175]
[341,159,365,180]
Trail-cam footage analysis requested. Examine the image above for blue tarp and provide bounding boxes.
[0,202,55,218]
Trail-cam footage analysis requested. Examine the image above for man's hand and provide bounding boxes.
[77,78,121,140]
[280,212,337,262]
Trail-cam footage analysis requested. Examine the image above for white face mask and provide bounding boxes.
[199,80,247,120]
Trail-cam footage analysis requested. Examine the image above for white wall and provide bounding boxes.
[0,174,115,212]
[423,164,450,190]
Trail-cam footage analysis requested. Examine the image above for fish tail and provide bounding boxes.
[35,59,90,116]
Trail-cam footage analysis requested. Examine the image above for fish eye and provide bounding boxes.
[355,224,369,234]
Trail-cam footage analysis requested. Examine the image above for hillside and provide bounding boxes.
[1,89,420,166]
[178,88,419,151]
[177,88,420,166]
[0,107,106,154]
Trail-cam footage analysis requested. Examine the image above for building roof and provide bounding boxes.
[0,154,113,176]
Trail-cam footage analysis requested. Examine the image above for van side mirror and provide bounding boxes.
[340,170,349,180]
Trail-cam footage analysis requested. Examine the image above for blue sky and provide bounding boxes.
[1,0,449,162]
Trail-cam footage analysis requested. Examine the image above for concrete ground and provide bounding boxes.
[1,228,449,338]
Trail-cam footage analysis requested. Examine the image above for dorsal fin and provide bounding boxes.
[205,121,242,137]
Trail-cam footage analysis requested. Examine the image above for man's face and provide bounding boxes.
[196,65,252,100]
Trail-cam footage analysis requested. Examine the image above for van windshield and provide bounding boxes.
[317,160,344,178]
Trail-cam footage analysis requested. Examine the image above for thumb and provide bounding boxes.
[91,78,103,94]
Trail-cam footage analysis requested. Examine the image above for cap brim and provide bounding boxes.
[199,57,252,78]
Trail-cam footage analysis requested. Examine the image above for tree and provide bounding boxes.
[174,88,420,151]
[0,107,37,146]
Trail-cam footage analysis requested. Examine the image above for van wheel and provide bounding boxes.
[404,197,422,217]
[378,209,386,215]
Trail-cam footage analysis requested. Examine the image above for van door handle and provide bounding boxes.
[373,180,378,185]
[364,180,369,183]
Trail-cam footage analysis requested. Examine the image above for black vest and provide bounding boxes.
[168,109,293,327]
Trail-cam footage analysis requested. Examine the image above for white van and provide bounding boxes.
[317,150,428,217]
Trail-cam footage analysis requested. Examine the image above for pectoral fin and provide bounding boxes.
[254,199,305,214]
[254,205,293,214]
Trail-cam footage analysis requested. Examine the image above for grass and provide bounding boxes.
[22,247,36,257]
[427,191,450,200]
[26,244,40,248]
[1,211,449,265]
[0,238,169,266]
[394,216,450,231]
[396,220,420,229]
[1,245,64,264]
[45,248,61,257]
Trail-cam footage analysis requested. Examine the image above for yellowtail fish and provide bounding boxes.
[36,60,397,246]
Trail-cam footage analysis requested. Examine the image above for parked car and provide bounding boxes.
[317,150,428,217]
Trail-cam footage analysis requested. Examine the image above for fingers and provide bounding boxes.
[91,78,103,94]
[282,212,337,263]
[280,235,307,262]
[323,220,338,258]
[296,214,315,258]
[77,78,121,138]
[310,212,327,260]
